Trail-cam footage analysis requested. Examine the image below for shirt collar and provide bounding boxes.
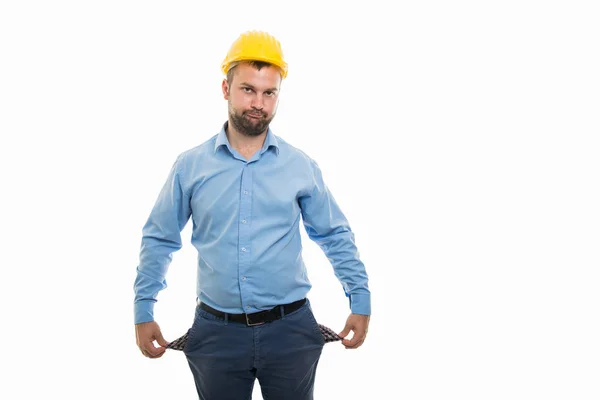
[214,121,280,156]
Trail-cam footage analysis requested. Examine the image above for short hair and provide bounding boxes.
[226,60,281,85]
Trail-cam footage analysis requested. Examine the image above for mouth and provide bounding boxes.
[246,112,265,119]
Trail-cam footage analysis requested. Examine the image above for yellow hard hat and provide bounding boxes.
[221,30,288,79]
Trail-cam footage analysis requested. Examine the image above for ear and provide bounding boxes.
[222,79,230,100]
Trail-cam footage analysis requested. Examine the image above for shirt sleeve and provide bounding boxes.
[133,154,192,324]
[298,159,371,315]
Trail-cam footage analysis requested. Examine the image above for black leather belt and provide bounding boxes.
[199,298,306,326]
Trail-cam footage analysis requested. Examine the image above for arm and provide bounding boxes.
[298,159,371,348]
[133,154,191,355]
[134,154,192,324]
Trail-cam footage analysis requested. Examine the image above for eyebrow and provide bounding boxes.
[240,83,279,92]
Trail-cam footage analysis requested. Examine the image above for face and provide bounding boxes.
[222,62,282,137]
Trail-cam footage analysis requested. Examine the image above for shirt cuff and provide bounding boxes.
[134,300,155,324]
[350,293,371,315]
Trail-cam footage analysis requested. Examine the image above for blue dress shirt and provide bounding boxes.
[133,122,370,324]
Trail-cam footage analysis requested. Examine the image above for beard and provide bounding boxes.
[228,102,275,137]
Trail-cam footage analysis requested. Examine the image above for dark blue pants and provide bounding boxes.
[183,299,325,399]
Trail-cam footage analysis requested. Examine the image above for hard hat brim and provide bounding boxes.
[222,56,288,78]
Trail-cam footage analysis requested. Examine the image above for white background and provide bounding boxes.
[1,1,599,399]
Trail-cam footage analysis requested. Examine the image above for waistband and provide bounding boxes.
[198,298,307,326]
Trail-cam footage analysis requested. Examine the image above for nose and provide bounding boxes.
[251,94,264,110]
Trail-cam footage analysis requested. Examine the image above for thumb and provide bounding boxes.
[155,330,169,347]
[338,324,352,339]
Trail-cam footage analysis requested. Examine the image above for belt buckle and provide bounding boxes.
[246,312,265,327]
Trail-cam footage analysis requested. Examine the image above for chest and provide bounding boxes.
[187,162,312,224]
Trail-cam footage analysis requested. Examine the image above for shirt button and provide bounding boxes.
[246,306,251,309]
[243,190,249,195]
[242,276,246,280]
[242,220,247,224]
[241,247,247,252]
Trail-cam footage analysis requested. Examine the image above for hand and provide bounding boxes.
[135,320,169,358]
[338,314,370,349]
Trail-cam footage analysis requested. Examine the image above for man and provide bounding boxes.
[133,30,371,399]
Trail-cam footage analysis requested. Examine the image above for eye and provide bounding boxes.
[242,87,253,93]
[265,91,275,97]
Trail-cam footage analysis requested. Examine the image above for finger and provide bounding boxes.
[147,349,166,358]
[343,338,365,349]
[155,332,169,348]
[142,342,163,357]
[344,338,365,350]
[338,325,352,338]
[342,334,365,349]
[142,347,166,359]
[341,326,366,344]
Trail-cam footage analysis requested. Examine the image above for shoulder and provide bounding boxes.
[173,134,219,170]
[274,134,320,171]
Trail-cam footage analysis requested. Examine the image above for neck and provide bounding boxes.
[225,119,267,152]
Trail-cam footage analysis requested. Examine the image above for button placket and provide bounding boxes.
[238,164,253,311]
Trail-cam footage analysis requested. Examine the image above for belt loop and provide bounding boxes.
[279,305,285,319]
[224,313,229,325]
